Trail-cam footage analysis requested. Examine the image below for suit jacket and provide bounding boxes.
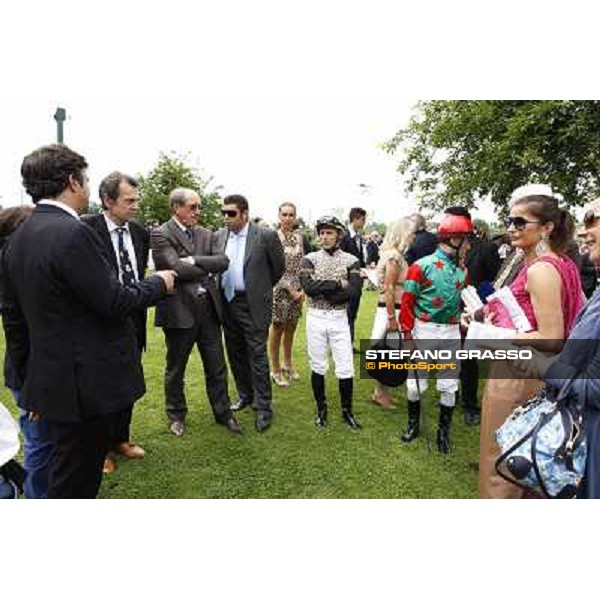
[215,223,285,331]
[0,240,28,392]
[151,218,229,328]
[406,229,437,265]
[81,213,150,349]
[2,204,166,423]
[340,230,366,269]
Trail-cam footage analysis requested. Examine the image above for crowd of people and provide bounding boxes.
[1,143,599,499]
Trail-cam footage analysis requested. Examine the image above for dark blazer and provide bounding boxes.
[340,229,366,268]
[215,223,285,331]
[81,213,150,349]
[2,204,166,423]
[406,229,437,265]
[0,240,28,392]
[151,218,229,328]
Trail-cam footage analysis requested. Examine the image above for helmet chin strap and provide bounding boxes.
[443,238,464,264]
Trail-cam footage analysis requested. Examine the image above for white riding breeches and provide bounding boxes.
[306,308,354,379]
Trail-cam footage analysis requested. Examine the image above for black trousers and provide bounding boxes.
[108,404,134,446]
[47,414,111,499]
[460,358,479,412]
[222,294,272,414]
[346,287,363,342]
[163,294,231,424]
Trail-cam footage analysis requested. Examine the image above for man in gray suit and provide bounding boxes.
[216,195,285,433]
[151,188,242,437]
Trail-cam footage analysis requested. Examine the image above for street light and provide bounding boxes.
[54,107,66,144]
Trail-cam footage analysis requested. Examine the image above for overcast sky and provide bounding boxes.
[1,1,595,226]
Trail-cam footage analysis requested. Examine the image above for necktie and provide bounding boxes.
[185,228,193,242]
[116,227,136,287]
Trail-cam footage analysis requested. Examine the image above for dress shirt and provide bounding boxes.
[103,214,139,283]
[224,223,248,293]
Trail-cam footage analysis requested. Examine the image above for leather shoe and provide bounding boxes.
[230,396,252,412]
[114,441,146,459]
[169,420,185,437]
[221,417,244,435]
[255,412,273,433]
[464,410,481,426]
[102,456,117,474]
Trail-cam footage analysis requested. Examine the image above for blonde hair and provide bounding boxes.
[381,217,415,255]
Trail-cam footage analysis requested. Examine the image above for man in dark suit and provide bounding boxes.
[339,207,366,347]
[151,188,242,437]
[405,214,437,265]
[82,172,151,472]
[2,144,175,498]
[216,195,285,433]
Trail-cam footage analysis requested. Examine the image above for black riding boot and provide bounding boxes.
[339,378,361,430]
[401,401,421,443]
[311,371,328,427]
[437,405,454,454]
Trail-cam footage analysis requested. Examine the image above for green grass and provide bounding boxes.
[1,290,481,498]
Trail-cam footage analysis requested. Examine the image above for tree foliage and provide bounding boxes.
[383,101,600,213]
[137,152,224,228]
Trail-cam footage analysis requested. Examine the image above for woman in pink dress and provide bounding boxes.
[478,194,584,499]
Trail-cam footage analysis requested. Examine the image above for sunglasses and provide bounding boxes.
[221,209,239,217]
[583,210,600,228]
[503,216,541,231]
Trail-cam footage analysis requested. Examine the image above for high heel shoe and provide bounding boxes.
[281,365,300,382]
[270,371,290,387]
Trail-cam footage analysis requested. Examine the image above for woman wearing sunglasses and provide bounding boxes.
[478,194,584,498]
[512,200,600,498]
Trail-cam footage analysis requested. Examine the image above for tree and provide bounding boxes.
[383,101,600,213]
[137,152,224,228]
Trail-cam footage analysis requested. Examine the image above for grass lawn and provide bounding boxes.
[1,290,481,498]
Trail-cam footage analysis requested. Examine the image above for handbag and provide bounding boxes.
[495,375,587,499]
[365,331,408,388]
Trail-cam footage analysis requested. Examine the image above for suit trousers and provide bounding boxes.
[108,404,134,446]
[459,358,479,412]
[222,294,272,414]
[47,414,111,499]
[346,286,362,342]
[163,294,231,424]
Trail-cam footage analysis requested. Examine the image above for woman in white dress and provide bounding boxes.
[370,218,415,408]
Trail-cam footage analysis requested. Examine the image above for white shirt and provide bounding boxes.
[38,199,80,220]
[103,213,139,284]
[224,223,249,292]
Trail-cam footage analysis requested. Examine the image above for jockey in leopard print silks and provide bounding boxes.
[300,216,363,430]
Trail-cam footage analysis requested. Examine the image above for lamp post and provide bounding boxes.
[54,107,66,144]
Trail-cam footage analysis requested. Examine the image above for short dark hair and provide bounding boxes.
[98,171,138,209]
[21,144,88,203]
[0,206,33,239]
[223,194,249,213]
[349,207,366,222]
[445,206,471,219]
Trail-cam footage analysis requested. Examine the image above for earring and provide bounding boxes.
[535,233,549,257]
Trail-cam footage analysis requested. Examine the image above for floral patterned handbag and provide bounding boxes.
[495,375,587,499]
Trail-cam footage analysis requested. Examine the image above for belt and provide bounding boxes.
[377,302,401,309]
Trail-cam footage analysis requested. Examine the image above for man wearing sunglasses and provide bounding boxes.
[151,188,243,437]
[216,195,285,433]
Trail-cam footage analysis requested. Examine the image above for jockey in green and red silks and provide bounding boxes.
[398,211,474,454]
